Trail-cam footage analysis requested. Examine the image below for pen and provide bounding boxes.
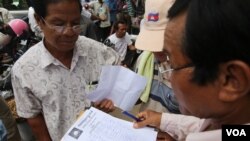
[122,111,142,122]
[122,111,156,129]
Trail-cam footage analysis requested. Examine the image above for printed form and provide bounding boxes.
[61,107,157,141]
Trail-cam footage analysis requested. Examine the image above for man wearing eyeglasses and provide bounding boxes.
[11,0,120,141]
[134,0,250,141]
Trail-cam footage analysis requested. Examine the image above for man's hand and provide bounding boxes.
[93,99,115,113]
[133,110,162,129]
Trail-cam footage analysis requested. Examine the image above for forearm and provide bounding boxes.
[90,14,100,21]
[160,113,205,140]
[27,114,52,141]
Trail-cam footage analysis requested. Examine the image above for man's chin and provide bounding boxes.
[59,42,76,47]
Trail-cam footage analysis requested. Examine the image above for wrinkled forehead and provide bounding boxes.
[46,1,81,18]
[47,1,78,10]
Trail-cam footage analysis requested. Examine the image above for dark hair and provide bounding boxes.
[168,0,190,19]
[113,20,127,31]
[31,0,82,18]
[168,0,250,85]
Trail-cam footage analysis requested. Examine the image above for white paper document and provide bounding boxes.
[61,107,157,141]
[87,66,147,111]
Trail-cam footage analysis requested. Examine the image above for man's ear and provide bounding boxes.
[218,61,250,102]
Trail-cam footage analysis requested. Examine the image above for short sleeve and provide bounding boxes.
[125,33,133,46]
[11,70,42,118]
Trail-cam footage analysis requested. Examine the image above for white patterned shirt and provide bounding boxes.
[11,36,120,141]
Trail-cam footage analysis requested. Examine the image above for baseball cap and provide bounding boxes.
[135,0,173,52]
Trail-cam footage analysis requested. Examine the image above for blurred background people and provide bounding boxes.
[134,0,179,113]
[85,0,111,42]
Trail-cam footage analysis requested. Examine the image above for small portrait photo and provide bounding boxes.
[68,128,83,139]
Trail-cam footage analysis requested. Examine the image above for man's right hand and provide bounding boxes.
[133,110,162,129]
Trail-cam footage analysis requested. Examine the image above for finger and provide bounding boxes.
[107,105,115,112]
[133,117,150,128]
[99,99,109,108]
[104,100,112,108]
[136,111,148,119]
[104,101,114,111]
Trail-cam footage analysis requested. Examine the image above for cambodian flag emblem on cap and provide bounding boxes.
[147,13,159,22]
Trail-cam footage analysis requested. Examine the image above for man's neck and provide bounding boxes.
[44,41,74,69]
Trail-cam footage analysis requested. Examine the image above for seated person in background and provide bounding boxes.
[134,0,250,141]
[11,0,120,140]
[105,20,136,67]
[134,0,179,113]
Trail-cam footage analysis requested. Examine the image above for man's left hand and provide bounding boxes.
[93,99,115,113]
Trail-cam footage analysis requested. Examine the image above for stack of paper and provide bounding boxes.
[61,107,157,141]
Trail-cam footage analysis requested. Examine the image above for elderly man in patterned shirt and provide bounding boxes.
[11,0,120,140]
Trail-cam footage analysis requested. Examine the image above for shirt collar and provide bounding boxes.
[40,37,88,69]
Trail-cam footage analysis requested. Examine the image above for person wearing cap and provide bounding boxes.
[11,0,120,140]
[0,18,29,64]
[134,0,250,141]
[0,10,28,64]
[134,0,179,114]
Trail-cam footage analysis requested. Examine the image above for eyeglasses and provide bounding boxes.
[41,17,82,34]
[158,62,194,80]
